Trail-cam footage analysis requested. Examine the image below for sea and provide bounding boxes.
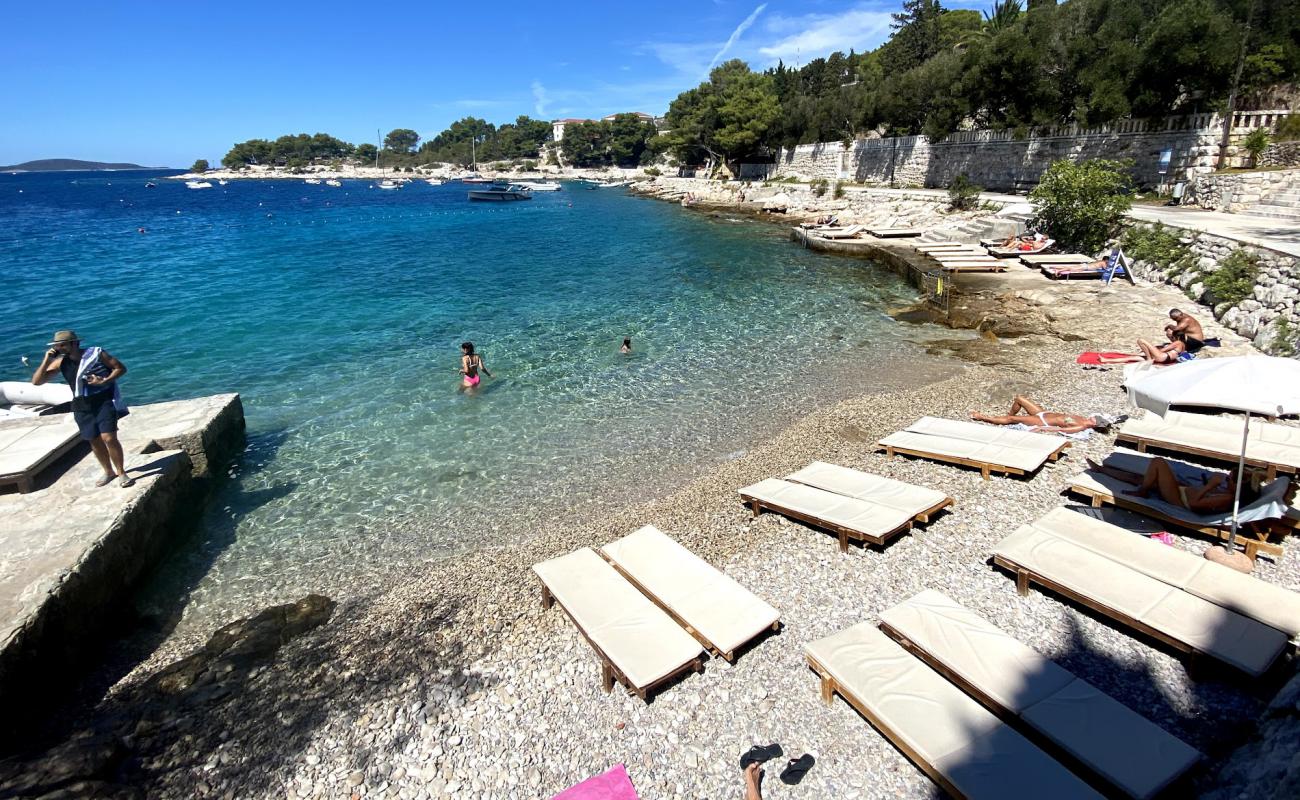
[0,169,960,632]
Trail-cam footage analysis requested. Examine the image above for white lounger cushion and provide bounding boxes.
[994,526,1289,676]
[880,416,1064,474]
[881,590,1202,799]
[1121,411,1300,472]
[738,478,914,538]
[1033,507,1300,636]
[600,525,779,656]
[785,461,948,516]
[532,548,702,690]
[806,623,1105,800]
[0,420,80,478]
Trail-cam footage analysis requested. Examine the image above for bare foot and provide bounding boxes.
[970,412,989,422]
[744,763,763,800]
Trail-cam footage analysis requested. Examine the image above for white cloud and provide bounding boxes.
[531,80,549,118]
[757,7,894,64]
[707,3,767,71]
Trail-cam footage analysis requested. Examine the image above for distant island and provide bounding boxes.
[0,158,160,172]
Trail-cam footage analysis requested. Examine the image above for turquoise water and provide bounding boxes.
[1,170,948,627]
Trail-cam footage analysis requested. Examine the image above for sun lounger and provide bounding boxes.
[816,225,864,239]
[987,238,1055,257]
[533,548,704,699]
[877,417,1069,479]
[922,246,986,255]
[1066,449,1292,559]
[1030,507,1300,640]
[991,516,1292,677]
[879,589,1202,799]
[941,262,1010,273]
[600,525,779,661]
[932,254,998,262]
[1118,410,1300,480]
[785,460,951,518]
[0,418,81,493]
[867,227,922,237]
[805,622,1106,800]
[915,242,974,252]
[1020,254,1092,265]
[737,476,933,551]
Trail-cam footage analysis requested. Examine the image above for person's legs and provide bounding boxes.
[1085,457,1144,485]
[1130,458,1182,503]
[87,436,114,477]
[99,432,126,478]
[1009,395,1043,416]
[971,412,1039,425]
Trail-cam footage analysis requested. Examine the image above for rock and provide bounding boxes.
[347,771,366,787]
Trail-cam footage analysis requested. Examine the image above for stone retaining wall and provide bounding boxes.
[1190,168,1300,211]
[1260,141,1300,169]
[772,111,1294,191]
[1124,227,1300,355]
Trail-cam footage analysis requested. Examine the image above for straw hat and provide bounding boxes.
[47,330,80,346]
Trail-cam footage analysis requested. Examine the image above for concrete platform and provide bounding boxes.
[0,393,245,727]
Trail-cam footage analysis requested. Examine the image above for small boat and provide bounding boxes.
[426,178,444,186]
[218,179,229,186]
[377,180,401,190]
[304,178,321,185]
[185,180,213,189]
[325,179,342,187]
[516,181,561,191]
[144,182,156,189]
[468,183,532,202]
[462,177,492,184]
[598,180,633,188]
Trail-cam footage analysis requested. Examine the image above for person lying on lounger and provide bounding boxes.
[971,395,1120,434]
[1085,456,1252,514]
[997,231,1047,249]
[1098,329,1188,365]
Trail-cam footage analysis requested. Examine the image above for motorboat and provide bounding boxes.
[304,178,322,185]
[426,178,444,186]
[468,183,532,201]
[144,182,156,189]
[377,180,401,190]
[325,179,342,187]
[185,180,213,189]
[217,179,229,185]
[462,177,492,184]
[516,181,561,191]
[597,180,633,188]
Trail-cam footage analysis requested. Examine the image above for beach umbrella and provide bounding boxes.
[1125,355,1300,561]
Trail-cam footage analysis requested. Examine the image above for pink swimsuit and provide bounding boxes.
[463,373,480,387]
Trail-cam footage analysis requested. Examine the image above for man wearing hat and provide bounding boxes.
[31,330,133,488]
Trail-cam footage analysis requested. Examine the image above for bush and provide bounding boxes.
[1276,115,1300,143]
[833,182,845,199]
[1273,317,1297,357]
[1242,128,1270,166]
[947,174,982,211]
[1029,158,1134,253]
[1203,249,1260,306]
[1120,222,1195,275]
[811,178,828,197]
[522,160,537,171]
[190,158,209,173]
[643,166,661,176]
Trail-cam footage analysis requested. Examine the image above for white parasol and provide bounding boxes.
[1125,355,1300,553]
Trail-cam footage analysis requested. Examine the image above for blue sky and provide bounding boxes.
[3,0,992,167]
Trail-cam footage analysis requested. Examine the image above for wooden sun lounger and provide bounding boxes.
[879,589,1203,799]
[932,253,997,261]
[877,417,1070,479]
[806,622,1106,800]
[914,242,971,251]
[0,419,81,493]
[1020,254,1092,265]
[941,262,1009,273]
[991,510,1293,677]
[867,227,922,237]
[988,239,1054,257]
[600,525,780,662]
[533,548,705,700]
[1066,451,1293,560]
[816,225,865,239]
[1117,411,1300,480]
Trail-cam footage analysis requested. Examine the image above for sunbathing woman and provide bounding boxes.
[971,395,1119,434]
[1085,457,1246,514]
[1098,330,1187,365]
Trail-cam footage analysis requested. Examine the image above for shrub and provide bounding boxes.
[643,166,661,176]
[190,158,209,173]
[522,160,537,171]
[947,174,982,211]
[1203,249,1260,306]
[1275,115,1300,143]
[833,182,845,199]
[1242,128,1271,166]
[1029,158,1134,253]
[1273,317,1297,357]
[811,178,829,197]
[1120,222,1195,275]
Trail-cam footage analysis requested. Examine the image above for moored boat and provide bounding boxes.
[516,181,561,191]
[377,180,401,190]
[185,180,212,189]
[468,183,532,202]
[325,179,342,187]
[304,178,322,185]
[426,178,444,186]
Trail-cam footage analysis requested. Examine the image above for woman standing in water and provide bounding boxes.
[459,342,492,390]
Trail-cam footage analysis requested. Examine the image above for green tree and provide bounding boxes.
[190,158,209,173]
[1029,158,1134,252]
[883,0,943,73]
[383,128,421,153]
[662,60,779,167]
[562,121,610,167]
[354,143,378,164]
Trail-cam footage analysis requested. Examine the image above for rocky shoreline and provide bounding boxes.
[5,191,1299,799]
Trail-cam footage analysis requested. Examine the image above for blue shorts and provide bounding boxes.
[73,394,118,440]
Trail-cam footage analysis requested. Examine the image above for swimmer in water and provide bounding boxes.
[620,337,632,354]
[459,341,492,390]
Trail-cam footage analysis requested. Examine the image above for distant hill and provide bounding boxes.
[0,158,158,172]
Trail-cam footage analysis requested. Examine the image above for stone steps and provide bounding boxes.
[1241,205,1300,221]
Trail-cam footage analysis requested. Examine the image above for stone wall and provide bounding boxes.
[1123,226,1300,355]
[1260,141,1300,168]
[1190,168,1300,211]
[771,111,1294,192]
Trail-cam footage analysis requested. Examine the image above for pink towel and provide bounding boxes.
[551,764,639,800]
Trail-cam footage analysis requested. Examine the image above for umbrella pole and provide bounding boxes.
[1226,411,1249,552]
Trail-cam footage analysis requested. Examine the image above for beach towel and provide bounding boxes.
[551,764,639,800]
[1077,352,1137,364]
[1007,422,1093,441]
[74,346,129,418]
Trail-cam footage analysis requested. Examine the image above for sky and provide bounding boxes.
[2,0,992,167]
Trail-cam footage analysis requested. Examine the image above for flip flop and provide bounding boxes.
[739,743,783,771]
[95,474,115,487]
[118,475,135,488]
[779,754,815,785]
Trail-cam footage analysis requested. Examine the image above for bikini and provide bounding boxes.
[463,356,481,387]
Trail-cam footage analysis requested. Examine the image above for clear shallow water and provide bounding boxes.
[1,170,950,628]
